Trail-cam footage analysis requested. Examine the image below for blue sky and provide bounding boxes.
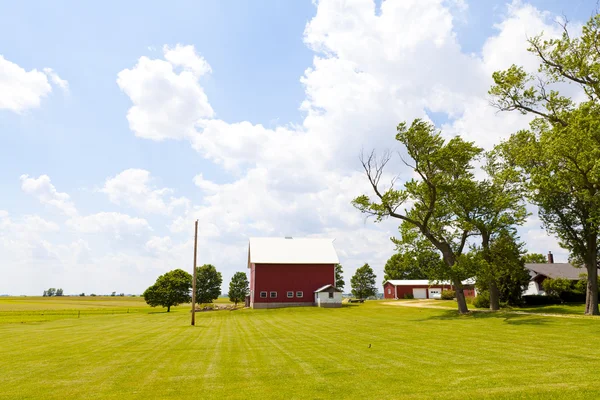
[1,0,597,295]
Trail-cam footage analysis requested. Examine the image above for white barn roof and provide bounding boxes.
[248,237,339,264]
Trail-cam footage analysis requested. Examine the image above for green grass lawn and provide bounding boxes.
[1,298,600,399]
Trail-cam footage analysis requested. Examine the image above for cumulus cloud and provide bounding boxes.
[116,44,214,141]
[101,168,189,214]
[0,55,67,113]
[20,174,78,217]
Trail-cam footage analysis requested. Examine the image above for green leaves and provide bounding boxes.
[195,264,223,304]
[228,272,249,306]
[351,264,377,299]
[143,269,192,312]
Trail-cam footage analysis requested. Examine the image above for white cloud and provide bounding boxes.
[0,55,68,113]
[116,44,214,141]
[0,55,52,113]
[43,68,69,93]
[20,174,78,217]
[101,169,188,214]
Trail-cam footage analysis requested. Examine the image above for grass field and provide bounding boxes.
[2,297,600,399]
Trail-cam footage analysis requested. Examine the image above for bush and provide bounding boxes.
[559,291,586,303]
[473,291,490,308]
[403,293,414,299]
[522,295,561,306]
[440,290,455,300]
[465,296,473,305]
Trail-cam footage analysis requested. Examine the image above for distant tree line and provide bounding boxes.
[43,288,63,297]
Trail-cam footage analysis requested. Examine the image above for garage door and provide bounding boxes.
[428,288,442,299]
[412,288,427,299]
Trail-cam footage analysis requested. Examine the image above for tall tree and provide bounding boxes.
[195,264,223,304]
[335,264,345,290]
[56,288,64,296]
[474,230,531,306]
[46,288,56,297]
[143,269,192,312]
[489,14,600,315]
[351,263,377,299]
[353,119,482,313]
[458,155,527,310]
[228,272,249,306]
[523,253,547,264]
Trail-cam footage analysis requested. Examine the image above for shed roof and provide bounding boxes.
[314,284,343,293]
[248,237,339,264]
[525,263,585,280]
[384,278,476,286]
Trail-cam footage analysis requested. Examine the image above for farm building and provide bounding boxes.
[383,279,476,300]
[247,237,341,309]
[523,251,589,295]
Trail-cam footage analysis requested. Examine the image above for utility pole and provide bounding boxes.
[191,219,198,326]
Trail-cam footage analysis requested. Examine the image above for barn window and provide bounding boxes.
[328,292,334,299]
[296,291,303,298]
[270,291,277,298]
[387,288,391,294]
[260,291,267,298]
[287,291,294,298]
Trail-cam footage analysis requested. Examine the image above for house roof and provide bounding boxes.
[525,263,585,280]
[248,237,339,264]
[384,278,476,286]
[314,284,343,293]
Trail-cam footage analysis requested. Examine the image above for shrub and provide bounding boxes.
[403,293,414,299]
[440,290,455,300]
[465,296,473,305]
[559,291,585,303]
[522,295,561,306]
[473,291,490,308]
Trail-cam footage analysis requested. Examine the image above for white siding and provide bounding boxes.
[315,292,343,306]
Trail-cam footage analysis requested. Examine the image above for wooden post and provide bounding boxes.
[191,219,198,326]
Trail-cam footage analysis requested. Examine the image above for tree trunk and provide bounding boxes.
[584,241,599,315]
[454,279,469,314]
[440,249,469,314]
[481,232,499,311]
[489,281,500,311]
[167,305,171,313]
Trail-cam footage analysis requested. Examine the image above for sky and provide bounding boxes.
[0,0,597,295]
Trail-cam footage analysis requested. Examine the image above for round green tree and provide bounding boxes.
[143,269,192,312]
[228,272,249,306]
[351,263,377,299]
[195,264,223,304]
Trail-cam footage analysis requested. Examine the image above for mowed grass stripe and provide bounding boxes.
[1,298,600,399]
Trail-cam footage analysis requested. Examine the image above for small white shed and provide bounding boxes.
[314,284,343,308]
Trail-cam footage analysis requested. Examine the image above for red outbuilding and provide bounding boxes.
[247,237,340,309]
[383,279,477,300]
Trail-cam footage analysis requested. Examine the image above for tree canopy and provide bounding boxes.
[351,263,377,299]
[523,253,547,264]
[383,251,437,281]
[195,264,223,304]
[143,269,192,312]
[489,15,600,315]
[335,264,345,290]
[353,119,482,313]
[228,272,249,306]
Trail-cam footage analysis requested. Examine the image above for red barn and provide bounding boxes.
[247,237,339,309]
[383,279,477,300]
